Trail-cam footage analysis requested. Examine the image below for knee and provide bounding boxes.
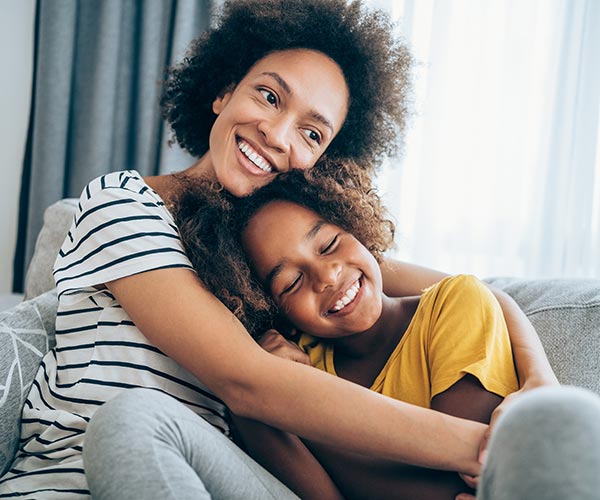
[480,387,600,500]
[85,388,180,459]
[497,386,600,439]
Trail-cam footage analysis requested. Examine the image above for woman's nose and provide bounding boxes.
[258,115,291,156]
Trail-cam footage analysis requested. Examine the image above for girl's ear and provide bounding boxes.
[212,84,236,114]
[273,314,300,339]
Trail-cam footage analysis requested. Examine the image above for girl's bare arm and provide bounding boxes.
[107,267,486,475]
[231,415,343,500]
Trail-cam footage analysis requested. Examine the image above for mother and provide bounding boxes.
[0,1,556,499]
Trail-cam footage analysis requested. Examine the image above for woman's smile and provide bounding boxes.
[236,137,276,175]
[204,48,349,197]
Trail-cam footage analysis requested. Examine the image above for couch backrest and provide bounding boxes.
[487,277,600,394]
[24,199,78,300]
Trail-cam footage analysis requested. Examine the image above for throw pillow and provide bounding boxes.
[0,290,57,476]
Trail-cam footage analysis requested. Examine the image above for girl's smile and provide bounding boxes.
[325,276,364,316]
[242,200,384,338]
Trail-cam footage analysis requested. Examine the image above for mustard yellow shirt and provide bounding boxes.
[299,275,519,408]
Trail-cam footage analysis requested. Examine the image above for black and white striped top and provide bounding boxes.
[0,171,229,499]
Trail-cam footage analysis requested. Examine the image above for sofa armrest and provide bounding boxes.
[487,277,600,394]
[24,199,78,300]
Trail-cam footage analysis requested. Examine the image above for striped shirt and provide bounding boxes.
[0,171,229,499]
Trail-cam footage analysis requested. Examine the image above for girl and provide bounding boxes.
[176,167,600,499]
[0,1,557,499]
[231,169,518,499]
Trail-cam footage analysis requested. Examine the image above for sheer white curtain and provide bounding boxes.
[371,0,600,279]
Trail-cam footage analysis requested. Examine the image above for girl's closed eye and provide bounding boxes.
[320,234,339,254]
[281,273,303,296]
[259,88,278,107]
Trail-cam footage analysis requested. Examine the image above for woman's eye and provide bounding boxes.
[321,235,338,254]
[259,89,277,106]
[303,129,322,144]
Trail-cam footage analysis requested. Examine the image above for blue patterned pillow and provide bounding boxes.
[0,290,57,476]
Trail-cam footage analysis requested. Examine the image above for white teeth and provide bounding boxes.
[330,279,361,312]
[237,140,273,173]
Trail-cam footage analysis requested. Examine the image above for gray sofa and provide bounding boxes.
[1,199,600,477]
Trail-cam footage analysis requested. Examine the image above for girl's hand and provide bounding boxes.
[258,329,311,365]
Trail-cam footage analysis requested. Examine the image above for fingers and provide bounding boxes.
[258,329,311,365]
[478,426,491,464]
[455,494,476,500]
[458,472,479,489]
[480,390,520,462]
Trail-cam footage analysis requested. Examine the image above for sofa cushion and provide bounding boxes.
[487,277,600,394]
[24,199,78,300]
[0,290,57,475]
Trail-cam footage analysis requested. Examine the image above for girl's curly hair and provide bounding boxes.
[161,0,412,167]
[174,158,395,337]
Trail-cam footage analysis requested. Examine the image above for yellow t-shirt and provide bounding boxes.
[299,274,519,408]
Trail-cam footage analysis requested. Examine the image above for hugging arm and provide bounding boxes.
[106,267,486,474]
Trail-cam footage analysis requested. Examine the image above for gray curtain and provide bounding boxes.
[14,0,213,292]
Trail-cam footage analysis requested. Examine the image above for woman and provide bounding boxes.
[0,1,557,499]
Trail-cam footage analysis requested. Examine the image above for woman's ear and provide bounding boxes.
[212,84,236,114]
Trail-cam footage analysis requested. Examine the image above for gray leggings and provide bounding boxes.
[83,386,600,499]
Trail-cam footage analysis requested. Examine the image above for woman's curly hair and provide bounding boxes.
[174,158,395,337]
[161,0,412,167]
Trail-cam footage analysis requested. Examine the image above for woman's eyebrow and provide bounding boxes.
[260,72,334,133]
[261,72,291,94]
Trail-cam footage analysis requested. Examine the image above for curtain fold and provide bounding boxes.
[13,0,212,292]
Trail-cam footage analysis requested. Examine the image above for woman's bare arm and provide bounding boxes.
[380,258,558,388]
[107,267,485,475]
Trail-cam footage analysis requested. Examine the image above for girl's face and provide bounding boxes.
[242,200,384,338]
[207,49,349,197]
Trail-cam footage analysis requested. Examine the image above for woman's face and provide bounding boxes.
[208,49,349,197]
[242,200,384,338]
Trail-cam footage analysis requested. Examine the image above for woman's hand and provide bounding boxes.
[455,378,560,500]
[258,329,311,365]
[479,378,559,461]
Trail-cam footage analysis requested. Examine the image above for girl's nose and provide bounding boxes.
[312,261,342,292]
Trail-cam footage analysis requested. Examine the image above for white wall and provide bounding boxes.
[0,0,36,293]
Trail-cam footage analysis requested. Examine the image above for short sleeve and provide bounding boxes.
[53,173,194,302]
[426,275,519,399]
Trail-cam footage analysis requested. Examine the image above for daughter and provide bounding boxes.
[177,168,519,499]
[176,167,600,500]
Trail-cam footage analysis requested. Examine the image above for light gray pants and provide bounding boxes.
[477,385,600,500]
[83,386,600,499]
[83,388,298,499]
